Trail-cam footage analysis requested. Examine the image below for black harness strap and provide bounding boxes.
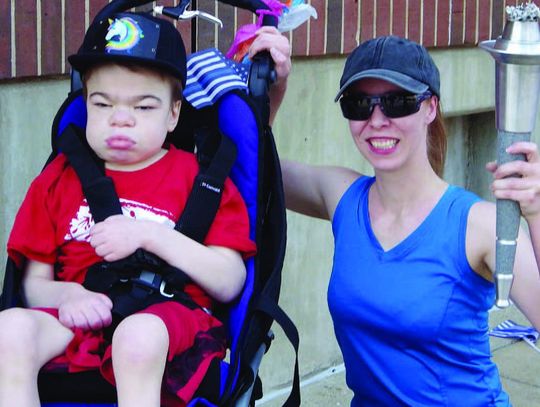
[57,122,236,298]
[175,126,237,242]
[59,124,237,243]
[56,125,122,222]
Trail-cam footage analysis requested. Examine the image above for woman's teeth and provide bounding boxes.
[370,139,397,149]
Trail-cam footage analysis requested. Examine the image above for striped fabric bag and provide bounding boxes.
[184,48,249,109]
[489,319,540,354]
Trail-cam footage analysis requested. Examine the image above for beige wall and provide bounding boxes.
[1,48,540,397]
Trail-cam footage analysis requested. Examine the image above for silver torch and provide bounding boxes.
[479,2,540,308]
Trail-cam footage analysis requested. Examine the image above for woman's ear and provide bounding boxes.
[425,95,438,124]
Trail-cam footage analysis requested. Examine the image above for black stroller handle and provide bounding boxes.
[94,0,277,25]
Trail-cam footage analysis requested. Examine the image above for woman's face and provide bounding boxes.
[346,78,437,174]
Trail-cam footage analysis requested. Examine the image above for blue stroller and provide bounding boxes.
[0,0,299,406]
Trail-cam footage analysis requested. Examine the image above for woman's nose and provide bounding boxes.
[369,104,389,127]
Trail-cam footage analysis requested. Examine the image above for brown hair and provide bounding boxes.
[82,61,183,104]
[427,103,447,177]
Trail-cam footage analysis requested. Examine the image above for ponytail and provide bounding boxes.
[427,103,447,177]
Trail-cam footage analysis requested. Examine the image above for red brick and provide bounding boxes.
[291,18,308,56]
[65,1,86,72]
[491,0,505,39]
[343,0,359,52]
[376,0,392,38]
[450,0,464,45]
[218,2,235,54]
[437,0,450,46]
[392,0,407,38]
[423,0,436,47]
[478,0,491,41]
[326,1,342,54]
[464,0,477,44]
[407,0,421,43]
[0,0,12,78]
[360,0,375,42]
[41,0,62,76]
[197,0,217,50]
[89,0,110,23]
[15,0,37,77]
[309,0,326,55]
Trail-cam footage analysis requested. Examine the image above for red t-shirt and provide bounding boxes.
[8,146,256,308]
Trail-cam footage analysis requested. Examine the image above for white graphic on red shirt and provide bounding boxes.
[64,198,175,242]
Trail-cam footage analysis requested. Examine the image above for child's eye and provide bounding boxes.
[92,101,111,108]
[135,105,155,111]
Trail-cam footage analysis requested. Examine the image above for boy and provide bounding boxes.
[0,12,255,407]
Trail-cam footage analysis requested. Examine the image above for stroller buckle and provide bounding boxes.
[159,280,175,298]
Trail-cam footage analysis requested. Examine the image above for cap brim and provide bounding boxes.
[334,69,429,102]
[68,53,186,86]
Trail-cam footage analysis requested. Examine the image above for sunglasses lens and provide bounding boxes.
[339,97,372,120]
[382,94,421,118]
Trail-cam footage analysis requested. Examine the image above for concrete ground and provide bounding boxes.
[258,305,540,406]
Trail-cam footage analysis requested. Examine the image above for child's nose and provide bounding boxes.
[109,107,135,126]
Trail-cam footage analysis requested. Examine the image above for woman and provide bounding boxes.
[254,33,540,406]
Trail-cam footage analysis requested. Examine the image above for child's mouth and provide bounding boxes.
[106,135,135,150]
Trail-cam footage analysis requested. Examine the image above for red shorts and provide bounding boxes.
[39,301,227,406]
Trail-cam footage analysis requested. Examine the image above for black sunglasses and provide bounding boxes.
[339,91,433,121]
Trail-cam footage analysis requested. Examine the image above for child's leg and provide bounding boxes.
[0,308,74,407]
[112,313,169,407]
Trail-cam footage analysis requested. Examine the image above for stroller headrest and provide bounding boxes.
[68,12,187,87]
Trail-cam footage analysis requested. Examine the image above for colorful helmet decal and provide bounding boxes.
[105,17,144,53]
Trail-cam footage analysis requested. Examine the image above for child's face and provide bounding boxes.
[85,64,181,171]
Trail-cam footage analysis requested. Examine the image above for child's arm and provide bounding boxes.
[23,259,113,330]
[89,216,246,303]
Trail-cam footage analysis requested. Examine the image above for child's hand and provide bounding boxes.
[58,286,112,331]
[488,141,540,221]
[89,215,147,261]
[249,26,291,89]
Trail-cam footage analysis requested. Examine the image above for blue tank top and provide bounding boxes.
[328,176,511,407]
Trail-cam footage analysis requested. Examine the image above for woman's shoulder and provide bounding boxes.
[464,199,496,279]
[325,168,368,220]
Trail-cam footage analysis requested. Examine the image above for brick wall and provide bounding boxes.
[0,0,523,80]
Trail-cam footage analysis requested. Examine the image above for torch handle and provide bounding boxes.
[495,130,530,308]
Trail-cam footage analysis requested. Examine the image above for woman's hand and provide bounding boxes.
[249,26,292,89]
[487,141,540,222]
[249,26,291,124]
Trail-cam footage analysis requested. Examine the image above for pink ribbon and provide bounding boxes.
[226,0,286,61]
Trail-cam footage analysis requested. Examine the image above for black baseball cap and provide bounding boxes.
[69,12,187,87]
[335,36,440,101]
